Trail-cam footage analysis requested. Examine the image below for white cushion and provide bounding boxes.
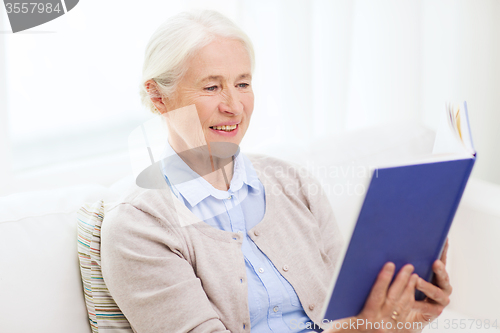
[447,178,500,320]
[0,185,116,333]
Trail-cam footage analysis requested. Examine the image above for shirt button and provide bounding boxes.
[258,267,264,273]
[273,306,279,313]
[309,304,315,311]
[282,265,289,272]
[254,230,260,236]
[227,195,232,200]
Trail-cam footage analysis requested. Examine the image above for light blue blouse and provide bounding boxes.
[160,141,315,332]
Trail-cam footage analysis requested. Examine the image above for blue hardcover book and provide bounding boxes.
[321,102,476,322]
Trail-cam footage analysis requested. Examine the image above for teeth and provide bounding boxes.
[212,124,237,131]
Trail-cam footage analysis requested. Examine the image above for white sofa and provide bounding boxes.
[1,123,499,333]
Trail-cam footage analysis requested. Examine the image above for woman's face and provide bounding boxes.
[164,38,254,149]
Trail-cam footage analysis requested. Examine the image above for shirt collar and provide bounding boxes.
[160,140,260,207]
[238,153,261,191]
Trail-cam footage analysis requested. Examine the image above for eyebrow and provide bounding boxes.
[199,73,252,83]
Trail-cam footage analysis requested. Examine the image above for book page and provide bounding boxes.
[432,102,475,156]
[460,102,475,154]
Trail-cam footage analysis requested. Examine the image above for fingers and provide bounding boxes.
[362,263,419,329]
[412,299,445,320]
[400,273,419,304]
[393,272,418,321]
[432,259,453,296]
[416,276,450,306]
[364,262,395,310]
[440,238,449,265]
[386,264,415,304]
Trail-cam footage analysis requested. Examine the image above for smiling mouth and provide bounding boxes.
[210,124,238,132]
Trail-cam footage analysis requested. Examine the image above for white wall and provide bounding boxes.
[0,0,499,196]
[0,11,12,194]
[421,0,500,184]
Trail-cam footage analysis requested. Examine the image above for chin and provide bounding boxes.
[208,137,242,145]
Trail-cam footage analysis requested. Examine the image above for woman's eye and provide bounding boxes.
[205,86,218,92]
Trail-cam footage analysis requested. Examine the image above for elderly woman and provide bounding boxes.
[101,10,452,333]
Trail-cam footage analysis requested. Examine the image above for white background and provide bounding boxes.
[0,0,499,196]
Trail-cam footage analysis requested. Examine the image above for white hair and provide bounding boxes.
[140,10,255,114]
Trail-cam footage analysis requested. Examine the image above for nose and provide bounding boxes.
[218,87,243,116]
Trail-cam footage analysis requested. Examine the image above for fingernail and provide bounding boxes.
[405,264,414,273]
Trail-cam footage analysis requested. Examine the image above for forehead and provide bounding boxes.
[185,38,252,81]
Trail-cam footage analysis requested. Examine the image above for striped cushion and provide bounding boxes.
[77,200,133,333]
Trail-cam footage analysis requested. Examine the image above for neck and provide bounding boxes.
[204,156,234,191]
[168,136,234,191]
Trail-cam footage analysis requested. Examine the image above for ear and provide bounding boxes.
[145,80,169,114]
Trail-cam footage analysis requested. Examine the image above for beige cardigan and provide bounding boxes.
[101,153,344,333]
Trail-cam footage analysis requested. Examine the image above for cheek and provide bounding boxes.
[194,97,220,125]
[242,93,255,118]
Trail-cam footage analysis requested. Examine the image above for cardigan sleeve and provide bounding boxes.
[100,203,231,333]
[299,167,345,270]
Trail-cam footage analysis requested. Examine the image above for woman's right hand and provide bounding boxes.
[323,262,419,333]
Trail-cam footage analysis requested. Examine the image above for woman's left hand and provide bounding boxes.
[405,238,452,332]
